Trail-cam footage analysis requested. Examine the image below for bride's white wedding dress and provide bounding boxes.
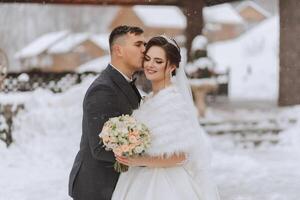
[112,85,219,200]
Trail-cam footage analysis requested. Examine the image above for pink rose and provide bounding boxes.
[129,135,138,143]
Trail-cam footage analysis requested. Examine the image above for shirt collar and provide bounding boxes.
[110,63,133,82]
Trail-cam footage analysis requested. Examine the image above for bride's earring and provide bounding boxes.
[170,70,176,83]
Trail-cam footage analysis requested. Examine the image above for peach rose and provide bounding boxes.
[129,135,138,143]
[129,130,140,137]
[120,145,130,153]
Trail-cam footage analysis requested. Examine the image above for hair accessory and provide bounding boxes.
[160,35,180,52]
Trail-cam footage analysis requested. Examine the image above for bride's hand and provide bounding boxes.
[116,153,186,168]
[116,155,147,167]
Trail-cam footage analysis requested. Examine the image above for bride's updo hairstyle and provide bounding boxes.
[144,35,181,76]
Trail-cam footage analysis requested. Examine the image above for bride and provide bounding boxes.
[112,36,220,200]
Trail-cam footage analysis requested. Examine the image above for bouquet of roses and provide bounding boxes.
[99,114,151,172]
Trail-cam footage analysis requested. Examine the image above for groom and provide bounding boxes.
[69,25,145,200]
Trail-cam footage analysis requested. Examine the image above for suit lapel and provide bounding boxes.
[106,64,140,109]
[131,81,142,102]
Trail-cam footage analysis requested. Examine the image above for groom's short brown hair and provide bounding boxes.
[109,25,144,52]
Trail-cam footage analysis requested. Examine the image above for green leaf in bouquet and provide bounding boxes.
[114,161,129,173]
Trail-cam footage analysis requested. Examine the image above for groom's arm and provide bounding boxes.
[84,85,120,163]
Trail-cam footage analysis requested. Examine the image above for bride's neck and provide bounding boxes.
[152,80,172,95]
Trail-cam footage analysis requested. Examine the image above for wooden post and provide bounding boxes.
[182,0,204,62]
[279,0,300,106]
[0,49,8,89]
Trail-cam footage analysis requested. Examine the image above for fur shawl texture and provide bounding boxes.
[133,85,200,158]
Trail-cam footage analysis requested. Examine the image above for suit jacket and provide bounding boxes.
[69,64,141,200]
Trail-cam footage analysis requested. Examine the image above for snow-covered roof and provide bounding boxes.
[236,1,271,18]
[203,3,245,24]
[207,16,279,100]
[76,55,110,73]
[48,33,90,54]
[132,6,186,28]
[15,31,69,59]
[90,34,110,51]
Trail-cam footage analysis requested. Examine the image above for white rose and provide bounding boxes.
[134,146,144,154]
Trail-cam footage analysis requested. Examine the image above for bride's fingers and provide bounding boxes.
[116,157,130,165]
[115,155,127,160]
[116,156,128,161]
[126,158,141,166]
[116,156,142,166]
[116,160,128,165]
[116,156,126,161]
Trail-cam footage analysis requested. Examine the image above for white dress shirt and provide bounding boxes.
[110,63,133,82]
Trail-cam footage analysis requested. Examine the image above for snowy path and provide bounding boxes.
[212,139,300,200]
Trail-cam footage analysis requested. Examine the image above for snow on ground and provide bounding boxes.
[0,77,94,200]
[1,77,300,200]
[208,16,279,101]
[206,106,300,200]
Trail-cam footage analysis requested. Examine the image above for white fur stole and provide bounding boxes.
[133,85,199,157]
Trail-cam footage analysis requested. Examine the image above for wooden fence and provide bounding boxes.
[0,71,98,93]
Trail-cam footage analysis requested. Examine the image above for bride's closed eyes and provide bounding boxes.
[144,55,164,64]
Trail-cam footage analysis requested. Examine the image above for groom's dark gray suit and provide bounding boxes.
[69,64,141,200]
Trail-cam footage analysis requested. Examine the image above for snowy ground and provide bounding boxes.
[207,106,300,200]
[0,77,300,200]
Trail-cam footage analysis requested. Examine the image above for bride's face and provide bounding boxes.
[143,46,174,82]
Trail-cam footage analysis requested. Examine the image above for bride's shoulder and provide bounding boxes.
[156,86,186,107]
[134,85,189,116]
[163,85,184,100]
[157,85,180,97]
[139,85,185,107]
[141,85,177,100]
